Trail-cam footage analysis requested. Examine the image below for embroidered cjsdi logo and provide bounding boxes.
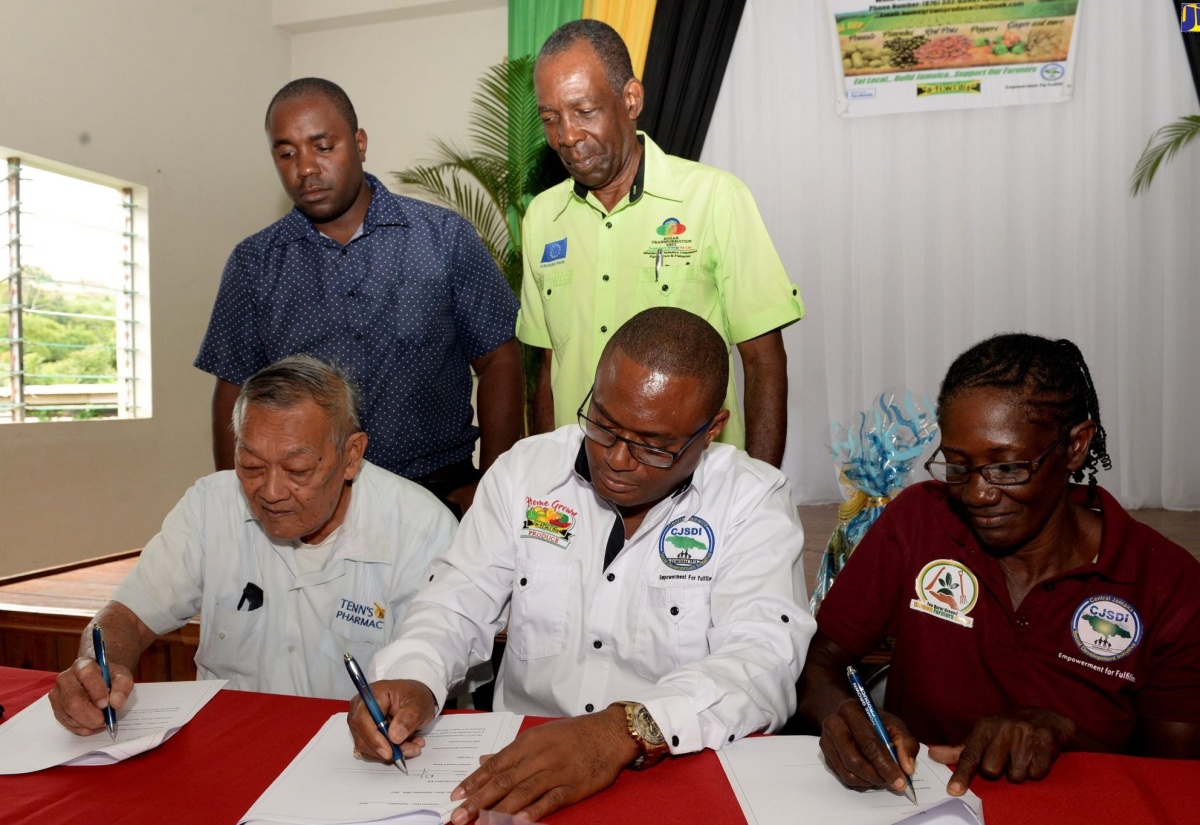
[1071,595,1142,662]
[658,515,715,573]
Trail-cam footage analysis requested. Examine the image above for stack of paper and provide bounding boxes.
[0,680,225,774]
[240,712,523,825]
[718,735,984,825]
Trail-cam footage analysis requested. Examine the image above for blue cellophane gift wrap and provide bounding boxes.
[810,391,938,614]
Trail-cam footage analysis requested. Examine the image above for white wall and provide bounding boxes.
[286,3,508,185]
[0,0,290,576]
[0,0,507,577]
[703,1,1200,509]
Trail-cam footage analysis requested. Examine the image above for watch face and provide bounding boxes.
[633,705,665,745]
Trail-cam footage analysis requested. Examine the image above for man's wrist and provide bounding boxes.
[610,701,670,770]
[605,705,642,765]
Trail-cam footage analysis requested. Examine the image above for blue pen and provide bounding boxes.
[846,665,916,804]
[344,653,407,773]
[91,623,118,742]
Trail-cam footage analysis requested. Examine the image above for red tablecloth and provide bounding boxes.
[2,666,1197,824]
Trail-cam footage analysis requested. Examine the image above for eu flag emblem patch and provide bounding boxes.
[541,239,568,263]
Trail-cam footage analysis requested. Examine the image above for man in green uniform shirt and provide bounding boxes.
[518,19,804,467]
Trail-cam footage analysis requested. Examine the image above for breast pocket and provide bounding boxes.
[634,585,713,679]
[636,262,718,316]
[540,269,575,351]
[197,603,266,681]
[319,628,383,674]
[507,557,575,661]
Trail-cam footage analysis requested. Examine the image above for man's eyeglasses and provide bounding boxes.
[925,437,1064,486]
[577,389,714,469]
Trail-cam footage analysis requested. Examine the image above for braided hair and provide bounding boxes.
[936,333,1112,491]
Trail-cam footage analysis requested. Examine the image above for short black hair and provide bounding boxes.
[537,19,635,95]
[937,333,1112,490]
[265,77,358,132]
[601,308,728,419]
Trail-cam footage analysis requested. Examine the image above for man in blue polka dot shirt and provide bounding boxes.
[196,78,523,516]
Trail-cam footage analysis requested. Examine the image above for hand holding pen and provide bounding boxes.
[345,665,438,772]
[846,666,916,803]
[92,624,119,741]
[344,654,413,773]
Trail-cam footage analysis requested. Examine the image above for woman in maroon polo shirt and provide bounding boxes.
[795,333,1200,798]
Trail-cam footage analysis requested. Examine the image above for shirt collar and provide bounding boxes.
[571,437,697,504]
[273,172,408,246]
[571,134,648,205]
[555,132,682,221]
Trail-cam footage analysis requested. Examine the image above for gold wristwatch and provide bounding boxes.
[612,701,669,770]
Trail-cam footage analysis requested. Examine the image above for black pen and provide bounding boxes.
[344,653,407,773]
[847,666,916,804]
[92,623,118,742]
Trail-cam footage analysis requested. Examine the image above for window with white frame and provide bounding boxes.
[2,156,151,422]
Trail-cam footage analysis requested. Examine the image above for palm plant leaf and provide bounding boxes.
[1130,115,1200,196]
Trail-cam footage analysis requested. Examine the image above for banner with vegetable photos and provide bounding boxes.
[827,0,1081,117]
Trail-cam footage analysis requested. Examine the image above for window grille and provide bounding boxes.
[2,157,150,422]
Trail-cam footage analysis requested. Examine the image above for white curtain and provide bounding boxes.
[703,0,1200,509]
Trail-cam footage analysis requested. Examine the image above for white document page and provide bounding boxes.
[0,679,226,774]
[241,712,524,825]
[717,736,984,825]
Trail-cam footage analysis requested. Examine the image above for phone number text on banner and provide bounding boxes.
[828,0,1081,117]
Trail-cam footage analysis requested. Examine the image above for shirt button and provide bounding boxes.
[661,285,668,292]
[602,274,610,281]
[1017,616,1029,628]
[585,703,594,713]
[781,615,790,623]
[354,332,363,340]
[340,248,348,256]
[546,288,552,296]
[728,734,735,743]
[605,221,612,228]
[218,631,227,640]
[520,577,528,586]
[670,606,679,616]
[606,573,615,582]
[671,735,679,747]
[600,325,608,333]
[593,640,602,649]
[348,290,356,297]
[288,645,296,653]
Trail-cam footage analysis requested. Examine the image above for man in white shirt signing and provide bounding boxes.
[349,307,814,823]
[50,355,457,734]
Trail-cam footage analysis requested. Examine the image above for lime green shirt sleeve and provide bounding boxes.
[712,182,805,345]
[516,213,552,349]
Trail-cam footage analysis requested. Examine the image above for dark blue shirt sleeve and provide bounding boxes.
[194,241,270,385]
[447,216,519,363]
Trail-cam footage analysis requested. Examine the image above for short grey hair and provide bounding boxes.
[537,19,635,95]
[232,355,362,454]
